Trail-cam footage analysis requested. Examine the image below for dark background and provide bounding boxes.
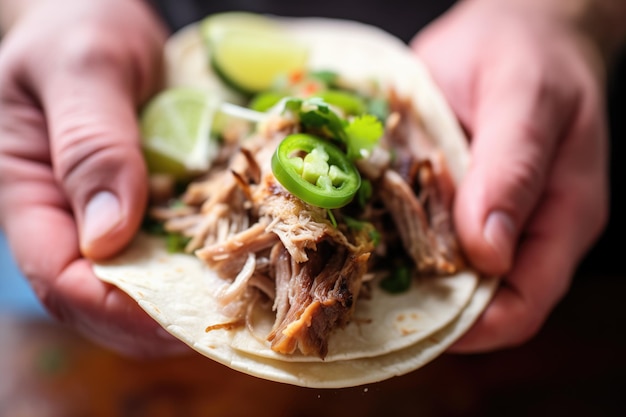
[150,0,457,40]
[581,48,625,276]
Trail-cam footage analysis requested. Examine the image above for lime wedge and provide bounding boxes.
[140,88,220,179]
[201,12,308,94]
[200,12,279,46]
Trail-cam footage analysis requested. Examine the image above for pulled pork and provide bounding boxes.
[149,96,463,358]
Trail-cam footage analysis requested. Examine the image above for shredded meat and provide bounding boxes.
[148,93,464,357]
[268,240,370,358]
[379,167,462,274]
[378,92,464,274]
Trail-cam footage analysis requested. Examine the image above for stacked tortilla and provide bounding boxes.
[94,16,498,388]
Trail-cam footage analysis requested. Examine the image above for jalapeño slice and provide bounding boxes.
[271,134,361,209]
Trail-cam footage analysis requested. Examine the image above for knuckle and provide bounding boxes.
[23,271,69,324]
[513,139,545,182]
[59,25,127,76]
[497,150,546,216]
[38,288,67,323]
[54,130,136,192]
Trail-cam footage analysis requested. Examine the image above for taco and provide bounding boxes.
[94,13,498,388]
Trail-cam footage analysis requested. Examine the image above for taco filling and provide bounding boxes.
[92,14,499,388]
[144,64,464,358]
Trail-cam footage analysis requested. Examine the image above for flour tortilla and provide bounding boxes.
[94,15,496,387]
[95,232,478,363]
[94,232,498,388]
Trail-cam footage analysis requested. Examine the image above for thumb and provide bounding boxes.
[38,52,148,260]
[456,72,575,276]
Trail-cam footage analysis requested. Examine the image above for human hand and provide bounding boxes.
[412,0,610,352]
[0,0,188,357]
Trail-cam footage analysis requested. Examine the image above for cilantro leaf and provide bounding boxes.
[166,233,191,253]
[367,97,390,121]
[315,90,367,116]
[281,96,382,160]
[344,114,384,160]
[380,265,412,294]
[283,97,348,142]
[309,70,339,87]
[344,215,381,247]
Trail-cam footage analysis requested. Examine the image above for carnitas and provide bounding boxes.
[148,94,463,358]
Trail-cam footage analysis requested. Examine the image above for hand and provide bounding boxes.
[0,0,188,357]
[412,0,609,352]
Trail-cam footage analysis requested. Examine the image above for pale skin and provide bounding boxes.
[412,0,625,352]
[0,0,623,357]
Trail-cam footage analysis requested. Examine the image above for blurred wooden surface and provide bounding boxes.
[1,274,624,417]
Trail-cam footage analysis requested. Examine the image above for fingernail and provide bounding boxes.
[483,210,516,269]
[82,191,122,246]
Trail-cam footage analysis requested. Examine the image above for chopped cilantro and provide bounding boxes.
[141,213,190,253]
[367,97,390,121]
[309,70,339,87]
[141,216,166,235]
[380,265,412,294]
[282,97,382,157]
[166,233,191,253]
[369,228,382,248]
[283,97,348,143]
[315,90,367,116]
[345,114,384,160]
[344,215,380,247]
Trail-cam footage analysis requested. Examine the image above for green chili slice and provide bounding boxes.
[271,133,361,209]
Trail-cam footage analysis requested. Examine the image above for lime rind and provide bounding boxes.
[200,12,309,95]
[140,88,221,178]
[200,12,281,47]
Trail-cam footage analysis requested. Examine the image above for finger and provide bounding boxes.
[0,94,188,358]
[450,180,594,352]
[27,37,150,260]
[450,93,609,352]
[7,199,189,358]
[453,60,579,276]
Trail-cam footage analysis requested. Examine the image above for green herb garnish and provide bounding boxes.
[345,114,383,160]
[344,215,380,247]
[380,265,412,294]
[282,97,382,157]
[309,70,339,87]
[166,233,191,253]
